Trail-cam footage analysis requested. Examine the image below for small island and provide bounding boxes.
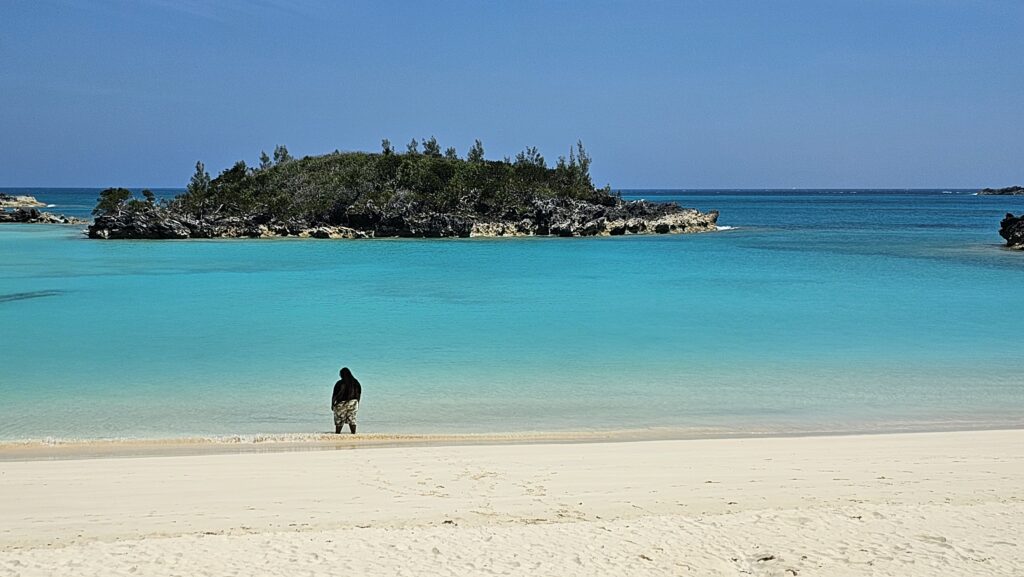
[978,186,1024,196]
[0,193,85,224]
[0,193,46,208]
[88,140,718,239]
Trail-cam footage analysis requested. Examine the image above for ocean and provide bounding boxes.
[1,188,1023,441]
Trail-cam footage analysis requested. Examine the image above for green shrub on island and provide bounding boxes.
[95,139,607,223]
[93,187,158,216]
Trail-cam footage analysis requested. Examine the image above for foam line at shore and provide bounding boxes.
[4,421,1023,461]
[0,429,720,460]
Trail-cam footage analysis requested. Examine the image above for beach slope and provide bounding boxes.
[1,430,1022,576]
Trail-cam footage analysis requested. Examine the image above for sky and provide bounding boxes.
[2,0,1022,188]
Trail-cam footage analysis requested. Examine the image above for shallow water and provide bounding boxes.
[1,189,1023,440]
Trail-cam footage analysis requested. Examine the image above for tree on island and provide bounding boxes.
[93,136,612,224]
[515,146,546,168]
[93,188,133,216]
[467,139,485,163]
[422,136,442,158]
[272,145,292,165]
[93,187,161,216]
[187,161,211,197]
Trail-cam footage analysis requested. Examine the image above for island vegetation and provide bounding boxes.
[88,139,718,239]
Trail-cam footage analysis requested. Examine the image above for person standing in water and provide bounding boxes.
[332,367,361,434]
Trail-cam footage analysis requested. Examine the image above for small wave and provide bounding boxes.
[46,203,57,207]
[0,290,65,304]
[3,433,341,447]
[0,428,689,450]
[716,225,738,231]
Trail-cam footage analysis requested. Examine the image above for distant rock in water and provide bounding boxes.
[979,186,1024,196]
[0,194,46,208]
[87,141,720,240]
[0,207,86,225]
[1000,213,1024,249]
[88,195,718,240]
[0,194,84,225]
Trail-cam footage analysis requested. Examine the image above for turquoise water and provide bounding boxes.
[2,189,1023,440]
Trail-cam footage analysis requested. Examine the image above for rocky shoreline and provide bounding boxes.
[1000,213,1024,249]
[0,207,86,225]
[88,196,719,240]
[0,194,47,209]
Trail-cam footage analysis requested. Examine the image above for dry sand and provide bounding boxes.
[1,429,1021,576]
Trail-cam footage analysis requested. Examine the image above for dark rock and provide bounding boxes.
[85,193,719,240]
[0,208,86,225]
[0,208,41,223]
[999,213,1024,248]
[580,219,602,236]
[241,225,265,238]
[344,193,476,238]
[88,207,190,239]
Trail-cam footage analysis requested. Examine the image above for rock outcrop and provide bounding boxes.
[0,208,86,225]
[979,186,1024,196]
[999,213,1024,249]
[0,194,46,208]
[88,196,718,240]
[470,197,719,238]
[88,206,372,240]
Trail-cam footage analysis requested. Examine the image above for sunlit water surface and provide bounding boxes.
[1,188,1023,440]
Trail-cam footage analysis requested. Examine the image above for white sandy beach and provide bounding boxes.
[1,429,1022,576]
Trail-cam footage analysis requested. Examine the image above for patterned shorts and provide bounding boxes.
[333,399,358,426]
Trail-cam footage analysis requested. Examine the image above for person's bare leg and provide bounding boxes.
[335,425,342,434]
[349,424,356,434]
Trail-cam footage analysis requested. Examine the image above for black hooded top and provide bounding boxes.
[332,369,362,406]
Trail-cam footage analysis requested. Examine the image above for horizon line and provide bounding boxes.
[1,184,1004,191]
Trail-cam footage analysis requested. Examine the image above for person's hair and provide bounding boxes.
[339,367,355,383]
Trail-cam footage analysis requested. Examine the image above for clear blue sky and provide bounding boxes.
[2,0,1022,188]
